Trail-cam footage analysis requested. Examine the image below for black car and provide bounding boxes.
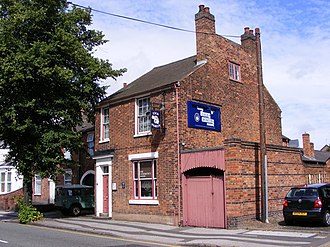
[283,183,330,226]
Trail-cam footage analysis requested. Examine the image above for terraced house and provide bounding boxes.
[93,5,330,228]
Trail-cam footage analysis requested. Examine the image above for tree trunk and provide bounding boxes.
[23,176,33,205]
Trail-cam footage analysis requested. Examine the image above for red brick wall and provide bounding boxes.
[224,139,330,227]
[32,178,50,204]
[96,91,180,224]
[0,188,23,211]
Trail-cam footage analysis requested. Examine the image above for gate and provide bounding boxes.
[183,175,225,228]
[181,148,225,228]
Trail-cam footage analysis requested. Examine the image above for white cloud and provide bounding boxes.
[72,0,330,149]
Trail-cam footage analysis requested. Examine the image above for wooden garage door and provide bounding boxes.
[184,175,225,228]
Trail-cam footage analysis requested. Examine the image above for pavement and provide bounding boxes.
[1,210,330,247]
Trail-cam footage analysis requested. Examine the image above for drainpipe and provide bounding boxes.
[256,28,269,223]
[175,82,181,225]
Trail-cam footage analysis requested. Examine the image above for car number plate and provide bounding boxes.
[292,212,307,216]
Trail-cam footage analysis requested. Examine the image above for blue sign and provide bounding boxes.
[151,111,161,129]
[187,101,221,131]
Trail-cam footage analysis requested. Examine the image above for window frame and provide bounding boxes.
[34,175,42,195]
[229,62,241,82]
[87,132,95,157]
[6,172,11,192]
[135,97,151,136]
[100,107,110,142]
[0,172,5,193]
[132,159,157,200]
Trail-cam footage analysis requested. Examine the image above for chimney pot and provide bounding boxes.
[244,27,250,33]
[249,29,254,35]
[198,5,205,12]
[204,7,210,13]
[255,27,260,34]
[123,83,127,88]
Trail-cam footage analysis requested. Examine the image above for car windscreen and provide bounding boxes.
[286,188,319,198]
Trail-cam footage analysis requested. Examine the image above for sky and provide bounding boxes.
[72,0,330,150]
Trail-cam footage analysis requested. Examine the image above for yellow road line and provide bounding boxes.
[23,223,181,247]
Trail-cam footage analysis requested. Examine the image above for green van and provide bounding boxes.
[55,185,94,216]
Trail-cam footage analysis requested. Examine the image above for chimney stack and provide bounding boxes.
[195,5,215,61]
[241,27,257,54]
[302,133,315,158]
[195,5,215,34]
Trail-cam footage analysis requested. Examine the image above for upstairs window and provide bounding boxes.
[100,107,109,141]
[87,132,94,157]
[229,62,240,81]
[136,97,151,135]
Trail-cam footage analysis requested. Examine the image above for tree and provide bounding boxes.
[0,0,126,203]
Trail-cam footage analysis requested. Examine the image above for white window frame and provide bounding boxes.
[132,159,157,200]
[6,172,11,192]
[229,62,240,81]
[64,169,72,185]
[135,97,151,136]
[34,175,42,195]
[0,172,5,193]
[100,107,109,142]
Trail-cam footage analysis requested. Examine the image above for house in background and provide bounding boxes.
[321,144,330,152]
[31,122,96,205]
[0,143,23,210]
[302,133,330,184]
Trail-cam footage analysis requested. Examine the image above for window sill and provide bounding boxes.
[229,78,242,84]
[99,139,109,144]
[129,199,159,205]
[133,132,152,138]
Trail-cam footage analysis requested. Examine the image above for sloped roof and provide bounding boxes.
[106,55,203,103]
[321,144,330,152]
[302,150,330,164]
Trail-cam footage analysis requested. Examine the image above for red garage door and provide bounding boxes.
[183,175,225,228]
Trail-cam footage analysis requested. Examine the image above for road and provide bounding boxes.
[0,222,171,247]
[1,211,330,247]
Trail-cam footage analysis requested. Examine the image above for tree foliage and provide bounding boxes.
[0,0,125,200]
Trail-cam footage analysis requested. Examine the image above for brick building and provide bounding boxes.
[93,5,330,228]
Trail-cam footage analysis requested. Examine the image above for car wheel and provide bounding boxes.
[70,204,82,216]
[322,211,330,226]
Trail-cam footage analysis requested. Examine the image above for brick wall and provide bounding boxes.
[32,178,50,204]
[95,90,180,224]
[0,188,23,211]
[224,138,330,228]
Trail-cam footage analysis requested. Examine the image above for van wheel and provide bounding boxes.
[322,211,330,226]
[70,204,81,216]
